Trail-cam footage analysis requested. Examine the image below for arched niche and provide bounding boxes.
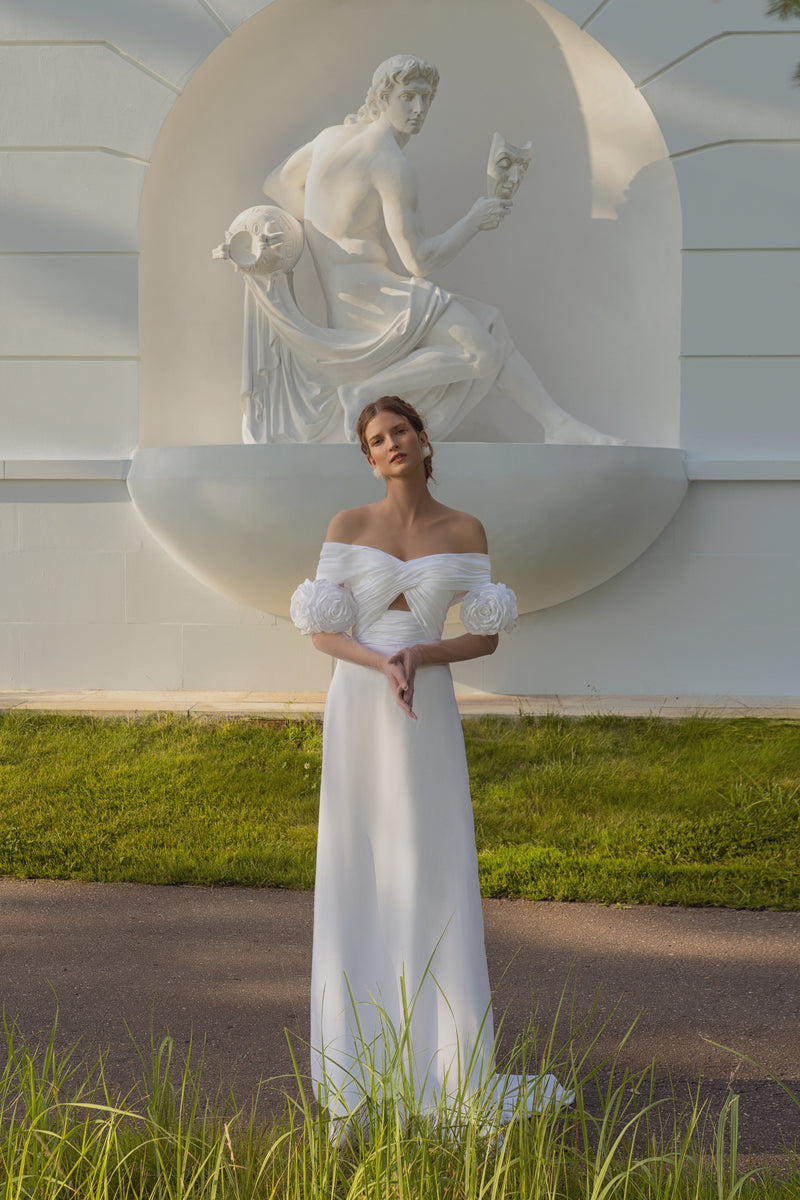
[138,0,682,448]
[130,0,687,618]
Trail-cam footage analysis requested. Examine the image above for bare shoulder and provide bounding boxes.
[437,507,489,554]
[324,505,375,544]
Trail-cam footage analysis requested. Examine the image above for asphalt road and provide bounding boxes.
[1,880,798,1156]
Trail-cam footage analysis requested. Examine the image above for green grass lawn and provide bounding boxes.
[1,711,798,908]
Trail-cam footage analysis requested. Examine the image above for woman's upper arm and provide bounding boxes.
[457,514,489,554]
[323,507,365,546]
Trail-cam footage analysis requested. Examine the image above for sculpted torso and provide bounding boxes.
[302,124,410,325]
[255,54,623,446]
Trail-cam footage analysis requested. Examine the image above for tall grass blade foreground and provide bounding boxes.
[1,1007,797,1199]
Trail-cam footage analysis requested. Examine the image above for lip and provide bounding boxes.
[390,453,407,463]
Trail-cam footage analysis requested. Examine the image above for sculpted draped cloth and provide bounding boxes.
[241,273,513,444]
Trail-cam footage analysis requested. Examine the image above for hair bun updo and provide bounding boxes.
[356,396,434,481]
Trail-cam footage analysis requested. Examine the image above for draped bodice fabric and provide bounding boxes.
[315,542,492,642]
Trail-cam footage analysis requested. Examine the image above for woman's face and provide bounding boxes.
[365,410,428,478]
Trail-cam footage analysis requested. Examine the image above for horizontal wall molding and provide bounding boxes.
[1,460,131,481]
[685,459,800,481]
[3,457,800,483]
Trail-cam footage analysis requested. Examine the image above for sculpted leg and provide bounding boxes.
[339,306,503,441]
[496,351,626,445]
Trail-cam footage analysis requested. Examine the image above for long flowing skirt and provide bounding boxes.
[311,611,493,1116]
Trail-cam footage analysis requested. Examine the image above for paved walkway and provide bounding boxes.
[2,880,798,1156]
[1,690,799,717]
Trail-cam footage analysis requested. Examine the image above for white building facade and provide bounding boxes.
[1,0,798,699]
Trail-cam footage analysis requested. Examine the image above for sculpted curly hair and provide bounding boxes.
[345,55,439,125]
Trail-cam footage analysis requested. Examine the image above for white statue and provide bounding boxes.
[218,54,623,446]
[484,133,532,225]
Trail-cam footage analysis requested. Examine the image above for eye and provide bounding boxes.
[496,157,512,169]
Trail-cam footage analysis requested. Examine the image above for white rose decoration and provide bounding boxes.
[290,578,357,636]
[460,583,518,635]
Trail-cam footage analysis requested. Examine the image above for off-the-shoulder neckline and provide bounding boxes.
[322,541,489,565]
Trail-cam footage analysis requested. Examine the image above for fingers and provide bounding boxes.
[385,649,417,719]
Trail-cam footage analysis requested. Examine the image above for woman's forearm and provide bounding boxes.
[411,632,499,666]
[310,631,386,670]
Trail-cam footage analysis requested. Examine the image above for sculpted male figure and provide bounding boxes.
[262,54,620,444]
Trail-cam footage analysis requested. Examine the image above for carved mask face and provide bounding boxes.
[487,133,532,199]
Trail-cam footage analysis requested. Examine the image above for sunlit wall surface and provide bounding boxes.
[0,0,798,697]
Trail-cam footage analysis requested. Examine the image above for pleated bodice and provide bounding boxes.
[315,542,492,643]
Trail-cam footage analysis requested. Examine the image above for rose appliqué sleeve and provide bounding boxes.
[290,577,358,636]
[460,581,518,635]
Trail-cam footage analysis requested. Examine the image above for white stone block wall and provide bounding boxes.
[0,0,798,697]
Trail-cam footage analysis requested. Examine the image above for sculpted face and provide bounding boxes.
[382,76,435,137]
[487,132,532,200]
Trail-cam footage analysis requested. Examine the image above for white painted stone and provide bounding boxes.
[17,483,141,553]
[674,144,800,250]
[688,461,800,480]
[0,626,22,689]
[230,45,624,448]
[681,359,800,459]
[448,652,490,696]
[206,0,273,31]
[3,462,130,481]
[181,622,333,691]
[140,0,681,449]
[0,361,138,459]
[0,0,226,89]
[546,1,601,28]
[663,482,800,557]
[682,252,800,357]
[584,0,779,87]
[0,503,18,551]
[125,541,274,625]
[0,45,175,161]
[0,153,146,253]
[0,256,138,357]
[19,623,183,690]
[482,547,800,695]
[127,444,688,618]
[642,36,800,155]
[0,551,124,623]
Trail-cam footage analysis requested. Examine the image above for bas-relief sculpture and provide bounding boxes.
[214,54,623,448]
[128,51,688,628]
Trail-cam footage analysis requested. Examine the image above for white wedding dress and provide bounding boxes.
[291,543,570,1123]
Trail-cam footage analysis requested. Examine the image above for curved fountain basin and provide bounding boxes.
[127,443,688,617]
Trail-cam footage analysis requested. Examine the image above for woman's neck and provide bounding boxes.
[381,475,438,527]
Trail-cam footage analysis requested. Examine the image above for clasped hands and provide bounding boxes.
[381,645,422,720]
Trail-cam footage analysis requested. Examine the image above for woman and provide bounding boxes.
[290,396,562,1123]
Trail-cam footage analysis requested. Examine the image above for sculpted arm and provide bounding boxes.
[378,157,511,277]
[262,139,315,220]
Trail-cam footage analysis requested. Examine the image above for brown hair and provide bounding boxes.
[356,396,434,481]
